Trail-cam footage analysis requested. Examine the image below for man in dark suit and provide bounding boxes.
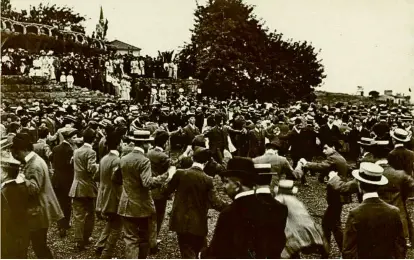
[118,131,170,259]
[162,147,228,258]
[69,128,99,250]
[303,140,350,256]
[204,116,227,164]
[343,162,406,258]
[203,157,288,258]
[247,118,267,159]
[94,133,123,258]
[389,128,414,177]
[319,114,341,150]
[347,118,370,160]
[181,113,201,148]
[51,128,77,238]
[147,131,171,253]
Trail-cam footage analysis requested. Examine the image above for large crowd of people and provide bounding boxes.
[1,90,414,258]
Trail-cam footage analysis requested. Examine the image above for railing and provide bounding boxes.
[1,17,106,50]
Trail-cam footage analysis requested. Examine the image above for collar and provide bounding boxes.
[133,147,145,154]
[37,138,46,143]
[363,192,379,201]
[62,140,71,145]
[155,146,164,152]
[192,162,204,170]
[395,143,404,148]
[375,159,388,165]
[357,126,362,131]
[294,126,301,134]
[265,149,276,155]
[24,151,36,163]
[234,187,271,200]
[110,150,120,157]
[327,122,333,129]
[83,143,92,148]
[1,179,17,189]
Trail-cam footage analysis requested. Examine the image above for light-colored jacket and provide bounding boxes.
[69,144,98,198]
[117,148,167,218]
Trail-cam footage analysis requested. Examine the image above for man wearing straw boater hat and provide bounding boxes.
[203,157,287,258]
[343,162,407,259]
[117,130,171,259]
[389,128,414,177]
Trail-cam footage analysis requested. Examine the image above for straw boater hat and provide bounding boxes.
[129,130,154,142]
[275,180,298,195]
[357,137,375,146]
[390,128,411,142]
[352,162,388,185]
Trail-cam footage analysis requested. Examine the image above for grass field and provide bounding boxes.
[27,160,414,259]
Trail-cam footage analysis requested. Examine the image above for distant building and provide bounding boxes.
[107,40,141,56]
[378,90,410,105]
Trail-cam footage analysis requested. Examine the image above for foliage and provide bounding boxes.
[369,90,380,99]
[3,2,87,33]
[158,50,175,63]
[177,0,325,102]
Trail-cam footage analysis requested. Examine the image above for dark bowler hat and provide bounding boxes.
[265,140,281,150]
[192,146,212,163]
[10,133,33,151]
[254,163,277,186]
[221,157,257,187]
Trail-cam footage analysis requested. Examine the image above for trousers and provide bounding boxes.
[30,228,53,259]
[72,197,95,244]
[177,233,207,259]
[55,188,72,230]
[95,213,122,258]
[149,199,167,248]
[122,216,150,259]
[322,205,343,253]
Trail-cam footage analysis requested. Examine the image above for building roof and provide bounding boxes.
[107,40,141,51]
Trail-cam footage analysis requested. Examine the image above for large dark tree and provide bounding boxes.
[178,0,325,102]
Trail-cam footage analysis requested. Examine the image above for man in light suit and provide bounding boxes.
[343,162,406,258]
[389,128,414,177]
[94,132,123,258]
[69,128,99,250]
[11,133,64,258]
[117,130,170,259]
[146,130,171,253]
[253,140,300,192]
[162,147,228,258]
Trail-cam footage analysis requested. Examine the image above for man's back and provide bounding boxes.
[389,146,414,177]
[166,166,219,237]
[69,144,98,198]
[205,194,287,259]
[343,197,406,259]
[51,142,74,189]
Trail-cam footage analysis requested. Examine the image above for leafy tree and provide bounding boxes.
[177,0,325,102]
[1,0,12,17]
[369,90,380,99]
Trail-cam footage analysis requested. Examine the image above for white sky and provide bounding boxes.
[10,0,414,95]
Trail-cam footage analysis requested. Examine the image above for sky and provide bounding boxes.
[10,0,414,96]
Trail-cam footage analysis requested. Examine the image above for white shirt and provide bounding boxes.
[192,162,204,170]
[133,147,145,154]
[362,192,379,201]
[265,149,276,155]
[24,151,36,163]
[235,187,271,200]
[109,150,120,157]
[395,143,404,148]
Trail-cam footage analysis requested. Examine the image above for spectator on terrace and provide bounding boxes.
[67,71,74,90]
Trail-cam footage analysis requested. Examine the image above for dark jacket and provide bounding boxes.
[147,147,171,200]
[1,181,30,259]
[343,197,406,259]
[204,193,288,258]
[389,145,414,177]
[162,165,227,236]
[51,142,75,192]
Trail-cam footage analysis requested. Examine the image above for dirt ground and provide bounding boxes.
[27,152,414,259]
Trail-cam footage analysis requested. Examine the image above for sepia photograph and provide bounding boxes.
[0,0,413,258]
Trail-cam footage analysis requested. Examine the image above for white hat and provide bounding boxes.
[352,162,388,185]
[390,128,411,142]
[178,88,184,93]
[275,180,298,195]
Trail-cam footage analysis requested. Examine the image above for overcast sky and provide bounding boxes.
[10,0,414,95]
